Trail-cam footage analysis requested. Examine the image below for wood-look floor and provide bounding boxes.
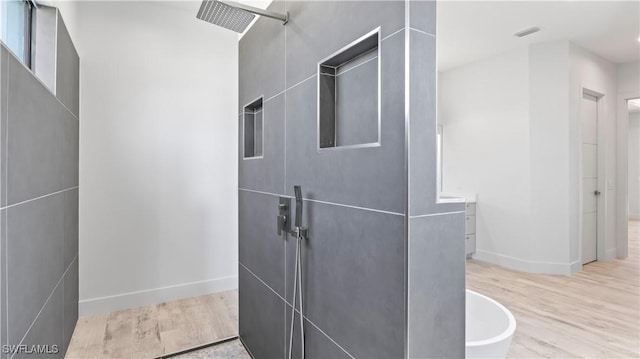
[67,222,638,358]
[467,220,640,358]
[65,290,238,358]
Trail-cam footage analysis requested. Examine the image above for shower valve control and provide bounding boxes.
[277,198,291,236]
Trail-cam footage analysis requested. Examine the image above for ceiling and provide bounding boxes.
[437,1,640,72]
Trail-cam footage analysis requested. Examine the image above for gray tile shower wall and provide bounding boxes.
[406,1,465,357]
[0,12,79,358]
[239,1,464,358]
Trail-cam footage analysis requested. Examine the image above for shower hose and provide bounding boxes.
[288,231,305,359]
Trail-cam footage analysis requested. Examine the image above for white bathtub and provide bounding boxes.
[466,290,516,359]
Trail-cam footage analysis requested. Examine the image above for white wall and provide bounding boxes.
[528,41,572,270]
[61,1,239,315]
[439,48,532,262]
[440,40,620,274]
[617,62,640,94]
[630,112,640,219]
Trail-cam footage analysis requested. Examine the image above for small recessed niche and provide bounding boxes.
[318,29,380,149]
[244,97,264,159]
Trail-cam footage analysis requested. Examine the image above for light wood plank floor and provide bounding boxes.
[68,222,638,358]
[467,220,640,358]
[66,290,239,358]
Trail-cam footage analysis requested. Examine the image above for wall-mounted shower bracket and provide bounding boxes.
[291,226,308,240]
[219,0,289,24]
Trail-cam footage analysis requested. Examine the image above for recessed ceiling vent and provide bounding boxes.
[514,26,541,38]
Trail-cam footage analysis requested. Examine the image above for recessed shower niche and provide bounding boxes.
[243,97,263,158]
[318,28,380,149]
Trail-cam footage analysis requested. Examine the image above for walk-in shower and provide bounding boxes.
[196,0,288,33]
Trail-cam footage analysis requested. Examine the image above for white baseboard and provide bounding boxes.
[605,248,618,261]
[473,250,579,275]
[79,275,238,317]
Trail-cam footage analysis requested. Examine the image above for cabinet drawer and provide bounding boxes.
[465,202,476,215]
[465,234,476,254]
[465,215,476,234]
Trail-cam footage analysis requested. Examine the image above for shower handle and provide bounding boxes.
[294,185,303,228]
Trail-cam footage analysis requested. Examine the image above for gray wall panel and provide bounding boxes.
[239,266,285,359]
[239,2,464,358]
[1,47,7,208]
[1,31,78,357]
[285,200,405,358]
[409,0,437,35]
[1,210,5,359]
[238,1,286,113]
[408,213,465,358]
[62,189,79,269]
[7,192,64,346]
[63,258,79,350]
[284,32,405,214]
[284,1,404,88]
[7,55,77,205]
[239,190,286,297]
[286,308,351,359]
[20,285,64,359]
[55,13,79,118]
[238,94,285,195]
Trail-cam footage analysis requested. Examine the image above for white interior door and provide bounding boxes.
[582,93,599,264]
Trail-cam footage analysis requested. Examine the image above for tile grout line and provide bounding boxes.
[243,23,409,119]
[242,262,355,359]
[285,302,356,359]
[0,186,79,211]
[12,254,78,358]
[408,27,435,38]
[240,263,287,304]
[382,27,405,42]
[409,210,466,219]
[238,188,405,217]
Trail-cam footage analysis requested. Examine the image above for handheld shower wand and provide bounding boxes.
[288,185,307,359]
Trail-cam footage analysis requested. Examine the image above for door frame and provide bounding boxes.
[578,87,606,265]
[616,90,640,258]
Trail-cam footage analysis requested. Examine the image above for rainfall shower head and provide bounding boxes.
[197,0,288,33]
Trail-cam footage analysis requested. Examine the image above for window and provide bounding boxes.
[0,0,33,66]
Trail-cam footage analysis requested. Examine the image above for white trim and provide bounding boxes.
[78,275,238,317]
[605,248,618,261]
[473,250,580,275]
[616,90,640,258]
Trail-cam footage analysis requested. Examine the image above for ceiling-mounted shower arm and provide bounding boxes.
[220,0,289,24]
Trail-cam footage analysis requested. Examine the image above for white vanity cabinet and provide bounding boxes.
[465,201,476,257]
